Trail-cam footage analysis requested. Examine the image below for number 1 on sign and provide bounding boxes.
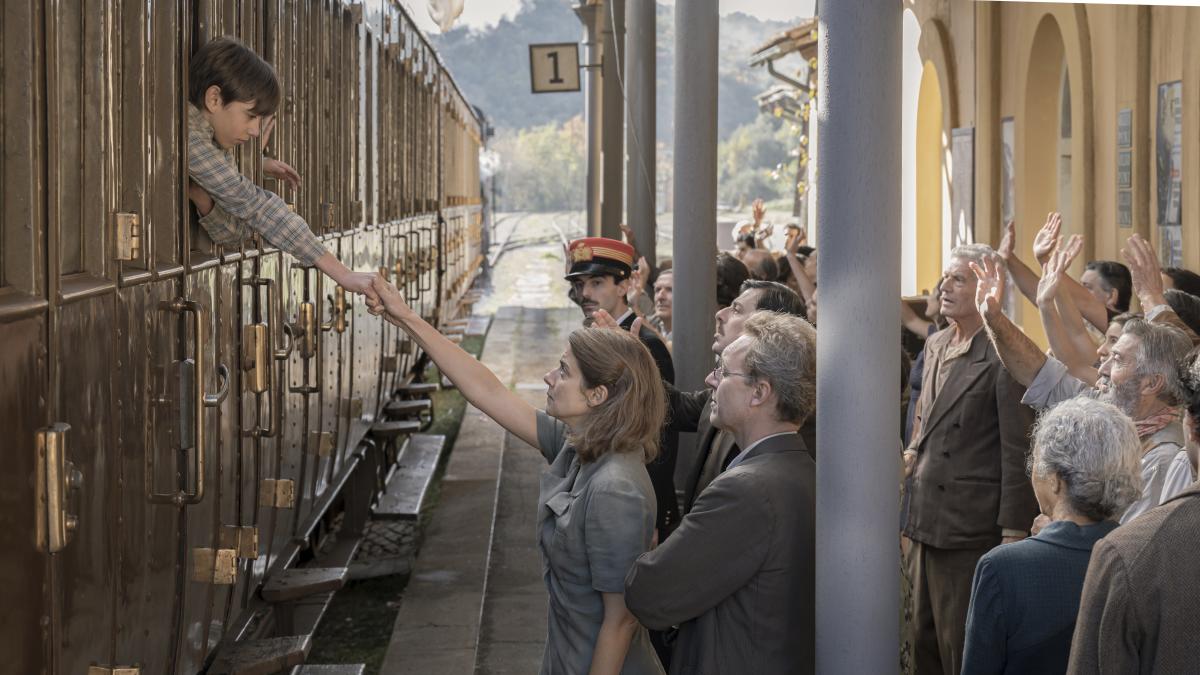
[547,51,563,84]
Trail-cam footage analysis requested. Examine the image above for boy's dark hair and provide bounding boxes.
[190,37,281,116]
[716,252,751,308]
[740,279,807,318]
[1085,260,1132,312]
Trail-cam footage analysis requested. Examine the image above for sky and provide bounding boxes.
[403,0,816,35]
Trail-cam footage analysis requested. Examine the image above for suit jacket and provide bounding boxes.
[625,433,815,674]
[621,310,680,532]
[666,384,816,513]
[904,327,1038,549]
[1068,483,1200,674]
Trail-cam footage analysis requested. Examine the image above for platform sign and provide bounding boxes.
[529,43,580,94]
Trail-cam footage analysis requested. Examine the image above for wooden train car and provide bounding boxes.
[0,2,485,673]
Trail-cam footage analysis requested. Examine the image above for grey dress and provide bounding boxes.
[536,411,665,675]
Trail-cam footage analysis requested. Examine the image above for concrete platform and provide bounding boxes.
[380,307,578,674]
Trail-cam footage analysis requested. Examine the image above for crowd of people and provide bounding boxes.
[188,35,1200,675]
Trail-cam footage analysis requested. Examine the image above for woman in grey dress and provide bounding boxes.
[367,276,666,675]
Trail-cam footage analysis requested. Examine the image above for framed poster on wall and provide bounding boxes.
[1156,81,1183,265]
[951,127,975,249]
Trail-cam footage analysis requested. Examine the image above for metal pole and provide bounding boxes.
[600,0,625,240]
[815,1,901,673]
[671,0,717,394]
[575,3,603,236]
[626,0,655,268]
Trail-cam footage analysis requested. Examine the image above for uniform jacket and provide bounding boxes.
[625,433,815,674]
[620,310,680,533]
[1068,483,1200,674]
[904,327,1038,549]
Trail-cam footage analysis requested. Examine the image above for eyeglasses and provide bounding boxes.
[712,360,753,383]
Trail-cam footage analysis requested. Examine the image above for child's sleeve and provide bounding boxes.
[197,202,252,248]
[188,129,327,266]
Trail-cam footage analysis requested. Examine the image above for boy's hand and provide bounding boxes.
[339,271,378,295]
[264,159,301,192]
[188,180,215,216]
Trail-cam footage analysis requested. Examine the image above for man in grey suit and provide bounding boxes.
[903,244,1039,675]
[666,280,810,513]
[625,312,816,674]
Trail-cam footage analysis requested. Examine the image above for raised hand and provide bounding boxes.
[590,308,622,331]
[997,221,1016,261]
[1032,212,1063,264]
[751,198,766,226]
[970,254,1006,319]
[1036,244,1066,307]
[619,222,637,250]
[1122,233,1166,308]
[755,223,774,243]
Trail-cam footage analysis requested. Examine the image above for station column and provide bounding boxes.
[600,0,625,240]
[626,0,656,269]
[670,0,718,393]
[815,1,901,673]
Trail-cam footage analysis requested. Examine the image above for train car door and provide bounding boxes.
[1,4,52,672]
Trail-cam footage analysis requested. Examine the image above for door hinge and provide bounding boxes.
[36,423,82,553]
[381,355,398,373]
[88,667,140,675]
[260,479,296,509]
[342,397,364,420]
[192,548,237,585]
[113,212,141,261]
[219,525,260,560]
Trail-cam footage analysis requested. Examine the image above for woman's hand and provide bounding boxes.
[369,274,414,319]
[1032,212,1063,265]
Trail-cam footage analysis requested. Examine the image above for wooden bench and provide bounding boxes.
[372,434,448,521]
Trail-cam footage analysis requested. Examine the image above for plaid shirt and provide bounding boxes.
[187,105,326,266]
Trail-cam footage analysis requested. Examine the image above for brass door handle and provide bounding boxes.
[36,423,81,552]
[155,297,225,506]
[321,285,348,334]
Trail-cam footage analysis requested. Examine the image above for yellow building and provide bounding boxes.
[902,0,1199,339]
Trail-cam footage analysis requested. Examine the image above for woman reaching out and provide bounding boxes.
[366,276,666,675]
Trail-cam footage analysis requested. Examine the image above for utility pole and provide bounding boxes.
[574,2,603,236]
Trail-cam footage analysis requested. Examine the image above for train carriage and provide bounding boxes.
[0,2,484,673]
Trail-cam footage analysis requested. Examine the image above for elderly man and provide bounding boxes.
[902,243,1038,675]
[565,236,679,534]
[1066,348,1200,673]
[625,312,816,674]
[972,249,1192,522]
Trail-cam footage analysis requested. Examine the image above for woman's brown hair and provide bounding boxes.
[566,328,666,464]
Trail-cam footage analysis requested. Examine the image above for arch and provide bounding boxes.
[902,17,957,294]
[915,62,949,294]
[1017,8,1093,263]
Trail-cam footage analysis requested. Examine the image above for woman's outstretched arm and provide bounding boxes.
[368,276,540,448]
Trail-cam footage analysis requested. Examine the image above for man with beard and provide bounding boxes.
[972,254,1193,522]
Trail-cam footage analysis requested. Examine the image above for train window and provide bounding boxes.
[48,2,109,280]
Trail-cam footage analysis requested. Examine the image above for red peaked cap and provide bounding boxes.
[565,237,635,280]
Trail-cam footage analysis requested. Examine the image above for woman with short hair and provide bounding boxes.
[366,277,666,675]
[961,397,1143,675]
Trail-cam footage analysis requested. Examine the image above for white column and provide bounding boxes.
[625,0,656,268]
[815,0,902,673]
[670,0,718,393]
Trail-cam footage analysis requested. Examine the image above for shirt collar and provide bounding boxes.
[615,308,635,326]
[1032,519,1118,552]
[725,431,795,472]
